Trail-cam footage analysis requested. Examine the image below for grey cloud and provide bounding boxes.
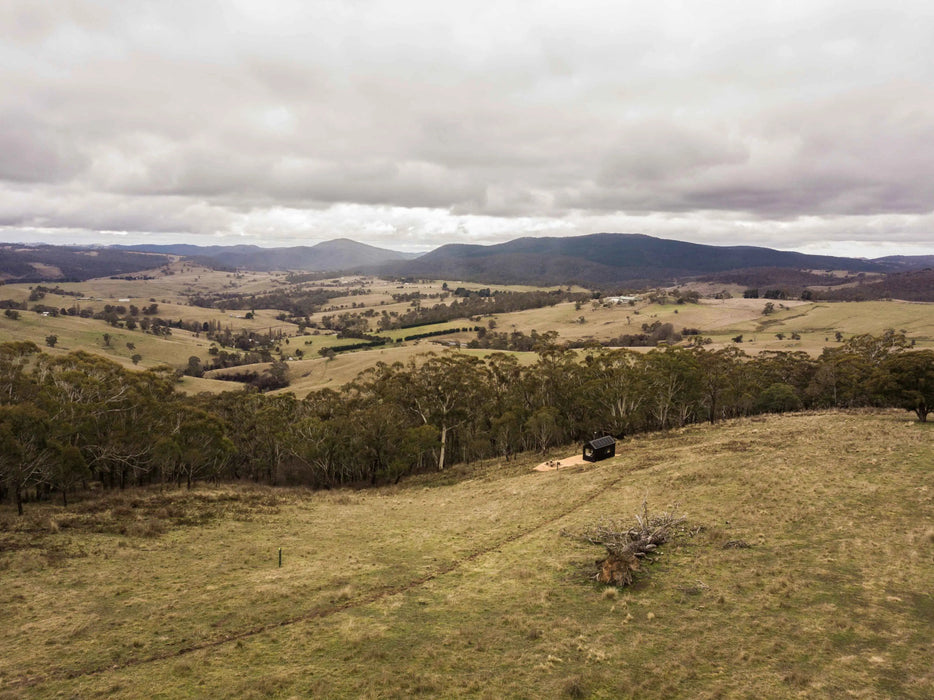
[0,187,233,236]
[0,113,88,183]
[597,122,750,184]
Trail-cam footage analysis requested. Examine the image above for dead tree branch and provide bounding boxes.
[562,499,686,587]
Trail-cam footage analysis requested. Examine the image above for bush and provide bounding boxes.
[755,383,802,413]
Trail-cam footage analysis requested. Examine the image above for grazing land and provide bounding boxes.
[2,261,934,397]
[1,410,931,698]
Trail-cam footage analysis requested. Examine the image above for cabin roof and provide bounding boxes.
[585,435,616,450]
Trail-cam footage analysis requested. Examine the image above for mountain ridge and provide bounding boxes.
[116,238,416,272]
[2,234,932,286]
[378,232,892,286]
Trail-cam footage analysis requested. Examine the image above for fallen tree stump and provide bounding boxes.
[563,500,686,587]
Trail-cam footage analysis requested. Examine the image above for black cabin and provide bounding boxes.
[583,435,616,462]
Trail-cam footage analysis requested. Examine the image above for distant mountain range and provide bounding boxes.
[116,238,417,272]
[1,234,932,289]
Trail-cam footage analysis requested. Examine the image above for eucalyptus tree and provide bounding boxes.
[879,349,934,422]
[0,403,54,515]
[527,343,587,443]
[807,330,912,409]
[484,353,528,460]
[843,330,911,364]
[751,350,816,398]
[691,345,747,423]
[641,346,702,430]
[34,353,177,488]
[251,393,304,484]
[0,341,40,405]
[807,347,875,408]
[578,348,647,436]
[204,391,302,484]
[153,404,233,489]
[346,399,414,484]
[391,353,491,471]
[295,388,359,486]
[49,445,87,506]
[525,406,561,453]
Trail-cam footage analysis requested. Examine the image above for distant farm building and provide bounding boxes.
[583,435,617,462]
[603,295,640,304]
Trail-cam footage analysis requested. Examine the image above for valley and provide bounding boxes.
[2,256,934,397]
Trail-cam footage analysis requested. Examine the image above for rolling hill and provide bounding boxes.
[873,254,934,271]
[816,267,934,301]
[117,238,416,272]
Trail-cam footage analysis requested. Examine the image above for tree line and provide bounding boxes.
[2,332,932,514]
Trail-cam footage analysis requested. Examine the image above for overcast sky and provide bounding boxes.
[2,1,934,257]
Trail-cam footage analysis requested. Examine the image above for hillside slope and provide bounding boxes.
[873,254,934,271]
[817,268,934,301]
[3,410,931,698]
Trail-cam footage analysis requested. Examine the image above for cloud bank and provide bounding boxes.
[2,1,933,256]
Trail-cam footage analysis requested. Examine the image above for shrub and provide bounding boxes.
[755,383,802,413]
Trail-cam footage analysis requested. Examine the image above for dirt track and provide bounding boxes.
[533,454,587,471]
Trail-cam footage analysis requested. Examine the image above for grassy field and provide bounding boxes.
[1,410,931,698]
[0,307,211,370]
[481,296,934,350]
[279,345,538,395]
[0,261,294,373]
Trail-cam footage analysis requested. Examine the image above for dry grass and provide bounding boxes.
[699,300,934,353]
[276,345,535,396]
[1,410,931,698]
[478,296,934,354]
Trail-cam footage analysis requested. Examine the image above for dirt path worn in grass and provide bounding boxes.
[12,461,630,691]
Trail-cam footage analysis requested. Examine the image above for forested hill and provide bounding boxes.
[117,238,415,272]
[817,268,934,301]
[0,245,170,283]
[873,254,934,271]
[379,233,887,286]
